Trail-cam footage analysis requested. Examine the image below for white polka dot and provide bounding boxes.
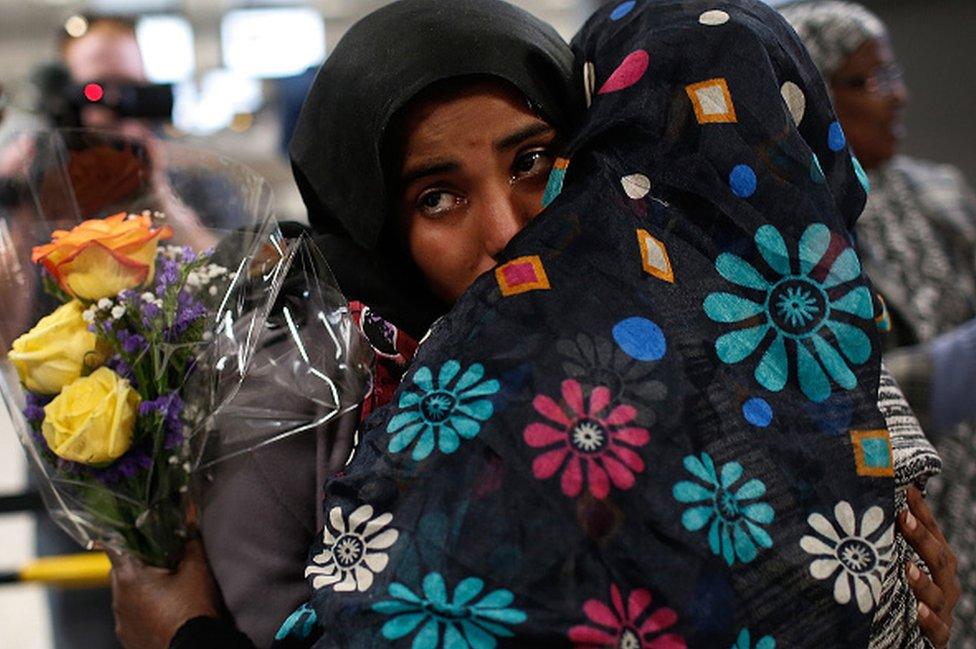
[781,81,806,126]
[621,173,651,199]
[583,61,596,108]
[699,9,730,26]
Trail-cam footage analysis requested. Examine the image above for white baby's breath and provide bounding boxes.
[111,305,126,320]
[159,245,183,260]
[97,298,113,311]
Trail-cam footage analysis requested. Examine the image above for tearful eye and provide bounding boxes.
[512,149,554,180]
[417,190,463,217]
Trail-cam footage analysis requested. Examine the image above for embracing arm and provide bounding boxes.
[899,487,961,648]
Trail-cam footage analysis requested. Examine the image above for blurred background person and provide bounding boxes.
[10,16,145,649]
[783,2,976,646]
[60,15,151,138]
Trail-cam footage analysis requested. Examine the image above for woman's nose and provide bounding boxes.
[479,186,532,259]
[889,79,909,109]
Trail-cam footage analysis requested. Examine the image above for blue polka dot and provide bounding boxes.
[828,121,846,152]
[743,398,773,427]
[810,153,825,184]
[610,0,636,20]
[729,164,757,198]
[852,155,870,194]
[613,317,666,361]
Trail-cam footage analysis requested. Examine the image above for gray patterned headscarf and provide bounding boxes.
[779,1,887,80]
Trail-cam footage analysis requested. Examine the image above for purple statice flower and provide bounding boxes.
[115,449,153,480]
[83,444,155,484]
[138,395,164,418]
[116,330,147,355]
[118,289,136,303]
[139,392,185,449]
[141,301,161,328]
[164,427,185,451]
[163,394,185,449]
[163,393,184,425]
[155,258,181,297]
[105,356,135,385]
[24,392,52,423]
[168,290,207,339]
[180,246,197,264]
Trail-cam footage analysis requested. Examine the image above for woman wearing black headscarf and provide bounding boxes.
[273,0,946,645]
[111,2,581,648]
[109,1,956,647]
[289,0,581,340]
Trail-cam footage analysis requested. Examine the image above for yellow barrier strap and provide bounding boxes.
[17,552,111,588]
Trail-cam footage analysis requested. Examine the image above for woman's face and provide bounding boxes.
[831,37,908,170]
[394,80,559,303]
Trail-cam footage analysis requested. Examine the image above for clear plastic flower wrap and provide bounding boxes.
[0,129,373,568]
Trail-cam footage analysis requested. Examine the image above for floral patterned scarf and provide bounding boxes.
[275,1,915,647]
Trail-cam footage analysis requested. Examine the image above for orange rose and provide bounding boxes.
[31,212,173,301]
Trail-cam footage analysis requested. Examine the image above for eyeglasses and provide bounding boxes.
[834,63,905,95]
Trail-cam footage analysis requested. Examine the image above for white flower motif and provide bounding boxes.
[799,501,894,614]
[305,504,399,593]
[97,298,113,311]
[111,305,126,320]
[82,307,97,323]
[141,292,156,302]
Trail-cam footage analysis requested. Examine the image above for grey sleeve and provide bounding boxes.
[194,315,366,647]
[195,423,319,648]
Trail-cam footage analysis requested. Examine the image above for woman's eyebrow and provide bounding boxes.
[494,123,554,152]
[401,160,461,187]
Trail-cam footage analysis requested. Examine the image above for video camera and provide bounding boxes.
[33,64,174,127]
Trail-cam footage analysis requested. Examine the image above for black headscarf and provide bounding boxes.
[289,0,580,337]
[270,1,927,648]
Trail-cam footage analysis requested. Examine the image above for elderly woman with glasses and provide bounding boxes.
[784,2,975,645]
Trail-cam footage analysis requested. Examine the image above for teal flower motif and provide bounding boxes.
[274,602,317,642]
[672,453,775,566]
[733,628,775,649]
[372,572,527,648]
[704,223,874,402]
[387,360,500,461]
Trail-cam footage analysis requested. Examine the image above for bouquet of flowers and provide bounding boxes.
[0,129,372,567]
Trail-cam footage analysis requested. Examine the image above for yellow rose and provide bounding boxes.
[8,301,105,395]
[42,367,140,464]
[31,212,173,301]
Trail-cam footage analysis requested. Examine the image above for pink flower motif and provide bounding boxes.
[568,584,686,649]
[524,379,650,499]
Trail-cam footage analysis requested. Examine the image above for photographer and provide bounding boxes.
[28,16,179,649]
